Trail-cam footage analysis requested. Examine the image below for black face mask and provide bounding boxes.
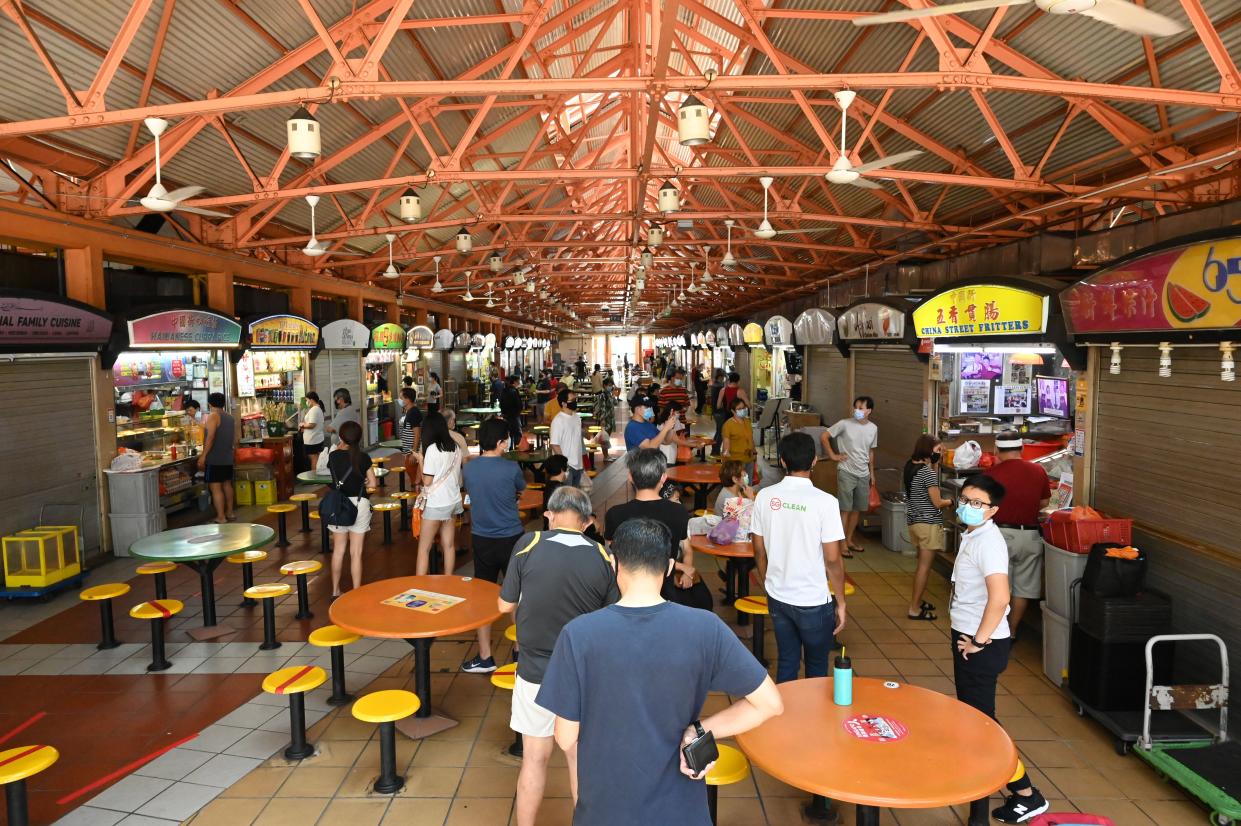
[567,402,578,410]
[929,453,941,464]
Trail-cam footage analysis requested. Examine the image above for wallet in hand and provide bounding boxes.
[682,721,719,777]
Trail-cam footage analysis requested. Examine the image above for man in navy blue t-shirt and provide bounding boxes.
[537,518,783,826]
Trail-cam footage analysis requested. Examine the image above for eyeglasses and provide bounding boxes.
[958,495,993,509]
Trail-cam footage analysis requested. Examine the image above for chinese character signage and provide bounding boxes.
[1061,238,1241,334]
[838,303,905,340]
[0,293,112,348]
[370,322,405,350]
[248,314,318,349]
[128,309,242,348]
[913,286,1047,338]
[407,325,434,349]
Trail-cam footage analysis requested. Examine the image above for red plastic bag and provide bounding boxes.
[868,483,881,512]
[1030,815,1113,826]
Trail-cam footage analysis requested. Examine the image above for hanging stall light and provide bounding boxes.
[489,252,503,272]
[382,233,399,279]
[1158,341,1172,377]
[1222,342,1235,382]
[648,226,664,247]
[1108,342,1122,375]
[286,106,321,160]
[641,248,654,269]
[431,255,444,293]
[657,181,679,214]
[677,93,711,146]
[456,227,473,254]
[398,188,421,222]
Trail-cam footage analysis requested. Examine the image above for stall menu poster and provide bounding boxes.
[959,379,992,414]
[382,588,465,614]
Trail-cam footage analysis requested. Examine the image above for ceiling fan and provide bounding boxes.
[825,91,922,189]
[100,118,231,218]
[734,178,838,240]
[852,0,1183,38]
[298,195,365,257]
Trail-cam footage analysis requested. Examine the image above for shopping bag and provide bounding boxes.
[953,440,982,469]
[867,483,882,513]
[316,446,331,472]
[409,504,422,538]
[708,517,739,545]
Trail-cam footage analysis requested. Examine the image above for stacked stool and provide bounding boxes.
[308,625,358,705]
[128,599,183,671]
[262,665,326,760]
[79,583,130,650]
[279,559,322,620]
[135,561,176,599]
[226,550,268,607]
[351,691,420,794]
[245,583,290,650]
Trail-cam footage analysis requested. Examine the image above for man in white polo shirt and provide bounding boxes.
[751,432,847,684]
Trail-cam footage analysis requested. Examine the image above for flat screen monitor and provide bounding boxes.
[1035,375,1070,418]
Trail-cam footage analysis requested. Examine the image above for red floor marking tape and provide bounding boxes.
[56,732,198,805]
[0,744,46,767]
[275,665,315,694]
[0,711,46,746]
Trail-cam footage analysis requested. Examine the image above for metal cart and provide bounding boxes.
[1135,634,1239,825]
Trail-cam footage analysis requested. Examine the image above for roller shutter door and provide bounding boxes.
[0,359,101,559]
[852,349,926,489]
[734,348,751,401]
[311,351,365,445]
[804,346,848,423]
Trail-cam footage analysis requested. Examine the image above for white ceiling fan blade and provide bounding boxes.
[177,206,231,218]
[849,178,884,190]
[852,150,923,174]
[1082,0,1184,37]
[771,227,836,236]
[161,185,205,204]
[853,0,1029,26]
[322,250,368,256]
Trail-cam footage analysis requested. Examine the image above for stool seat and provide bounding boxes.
[734,596,768,616]
[532,426,549,433]
[80,583,130,601]
[0,745,58,785]
[693,509,711,517]
[129,599,184,620]
[526,483,544,491]
[267,503,298,513]
[280,559,322,576]
[352,690,420,723]
[705,744,749,787]
[490,663,517,690]
[290,493,318,502]
[308,511,323,520]
[227,550,268,564]
[504,624,518,642]
[374,467,390,477]
[309,624,359,648]
[371,502,400,512]
[135,561,176,575]
[844,576,856,597]
[245,583,291,600]
[390,492,418,500]
[262,665,327,695]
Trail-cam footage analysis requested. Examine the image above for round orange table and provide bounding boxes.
[684,434,713,461]
[690,535,755,624]
[666,463,720,510]
[736,677,1018,825]
[330,575,502,739]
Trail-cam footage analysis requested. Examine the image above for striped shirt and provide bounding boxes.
[906,464,944,525]
[400,406,423,454]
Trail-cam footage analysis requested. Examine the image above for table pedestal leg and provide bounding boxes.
[968,798,990,825]
[399,499,410,532]
[854,804,879,826]
[397,638,457,739]
[299,501,311,533]
[803,795,837,823]
[186,559,232,641]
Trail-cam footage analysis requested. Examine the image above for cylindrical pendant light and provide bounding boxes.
[677,94,711,146]
[657,181,679,213]
[641,248,654,268]
[399,188,421,222]
[456,227,472,254]
[286,107,321,160]
[489,252,503,272]
[648,226,664,247]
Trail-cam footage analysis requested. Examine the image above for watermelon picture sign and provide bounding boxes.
[1061,238,1241,335]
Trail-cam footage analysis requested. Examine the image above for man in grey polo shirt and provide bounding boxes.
[498,486,619,826]
[823,395,878,555]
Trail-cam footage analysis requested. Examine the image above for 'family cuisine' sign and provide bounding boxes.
[0,294,113,347]
[913,286,1048,338]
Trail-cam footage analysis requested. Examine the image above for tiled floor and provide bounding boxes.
[0,406,1209,826]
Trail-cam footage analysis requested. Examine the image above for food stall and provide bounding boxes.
[236,314,317,439]
[1060,232,1241,680]
[404,324,435,392]
[315,319,369,446]
[104,306,242,550]
[795,307,843,425]
[367,322,403,443]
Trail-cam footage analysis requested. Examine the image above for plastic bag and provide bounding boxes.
[953,440,982,469]
[721,497,753,539]
[316,447,331,472]
[868,483,882,512]
[708,517,739,545]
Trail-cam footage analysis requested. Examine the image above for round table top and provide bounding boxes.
[129,523,276,562]
[689,535,753,559]
[378,439,402,449]
[685,435,713,447]
[329,575,503,639]
[667,463,721,485]
[736,678,1018,809]
[462,407,501,415]
[504,449,551,464]
[297,470,333,484]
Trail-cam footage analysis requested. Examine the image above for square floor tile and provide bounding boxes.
[115,816,180,826]
[216,704,284,729]
[88,775,173,813]
[182,753,264,787]
[136,782,222,820]
[184,724,252,754]
[179,796,266,826]
[224,729,294,760]
[51,806,127,826]
[134,747,214,781]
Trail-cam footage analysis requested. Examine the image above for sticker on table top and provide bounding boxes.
[843,714,908,742]
[884,681,900,689]
[382,588,465,614]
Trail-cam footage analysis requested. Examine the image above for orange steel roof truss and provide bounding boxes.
[1,0,1239,330]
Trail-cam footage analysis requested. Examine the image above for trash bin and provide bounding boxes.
[1044,539,1088,617]
[1041,601,1070,687]
[880,498,914,555]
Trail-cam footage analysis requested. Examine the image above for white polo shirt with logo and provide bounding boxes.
[751,475,846,607]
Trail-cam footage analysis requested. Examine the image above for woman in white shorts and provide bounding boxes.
[416,411,463,575]
[326,421,377,597]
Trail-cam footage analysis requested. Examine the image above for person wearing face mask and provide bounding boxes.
[326,387,360,446]
[903,435,953,621]
[950,475,1048,824]
[713,459,755,516]
[713,372,749,455]
[719,398,756,474]
[592,378,618,455]
[658,367,690,420]
[624,401,678,451]
[823,396,878,554]
[550,387,584,487]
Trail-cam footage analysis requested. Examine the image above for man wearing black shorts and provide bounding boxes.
[461,417,528,673]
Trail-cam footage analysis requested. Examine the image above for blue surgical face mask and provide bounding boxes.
[956,503,987,527]
[643,408,655,421]
[741,472,751,487]
[853,408,866,421]
[674,379,684,387]
[736,408,749,419]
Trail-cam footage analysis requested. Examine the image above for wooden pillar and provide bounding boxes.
[291,287,312,319]
[63,245,105,308]
[207,270,234,314]
[386,303,400,323]
[414,305,428,326]
[346,294,364,321]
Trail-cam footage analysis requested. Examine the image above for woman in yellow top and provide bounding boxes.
[719,398,756,472]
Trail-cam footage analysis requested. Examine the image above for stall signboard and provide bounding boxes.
[471,333,486,349]
[715,326,729,346]
[1061,238,1241,334]
[705,330,717,346]
[0,292,113,348]
[454,332,472,349]
[370,322,405,350]
[248,314,318,349]
[407,325,434,349]
[113,352,194,387]
[794,308,835,345]
[838,302,906,340]
[728,324,744,345]
[504,335,516,349]
[913,286,1048,338]
[764,315,793,346]
[128,309,241,348]
[742,322,764,344]
[433,329,454,350]
[321,319,370,350]
[484,333,496,350]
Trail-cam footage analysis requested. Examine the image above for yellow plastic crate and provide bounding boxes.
[253,480,276,506]
[234,480,254,506]
[3,526,81,588]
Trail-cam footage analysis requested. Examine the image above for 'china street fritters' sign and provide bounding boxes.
[913,286,1048,338]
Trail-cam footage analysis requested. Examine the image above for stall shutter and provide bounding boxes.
[735,348,751,401]
[805,346,847,424]
[312,351,365,444]
[852,349,926,489]
[0,360,101,557]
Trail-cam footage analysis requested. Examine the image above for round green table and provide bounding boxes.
[130,523,275,629]
[378,438,403,450]
[461,406,501,418]
[504,448,552,481]
[297,469,333,485]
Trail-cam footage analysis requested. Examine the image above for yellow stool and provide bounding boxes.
[290,492,318,533]
[307,510,330,553]
[735,596,769,668]
[504,624,518,643]
[280,559,322,620]
[129,599,184,671]
[245,583,290,650]
[844,576,856,597]
[351,690,420,794]
[262,665,327,761]
[371,501,400,545]
[227,550,269,607]
[390,491,418,534]
[135,561,176,600]
[267,503,297,547]
[490,664,523,758]
[308,624,359,706]
[0,744,58,826]
[80,582,130,650]
[705,744,750,825]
